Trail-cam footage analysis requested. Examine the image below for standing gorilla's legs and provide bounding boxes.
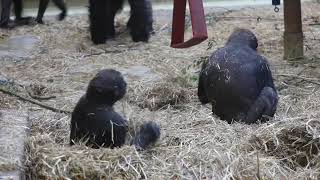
[127,0,153,42]
[36,0,49,24]
[12,0,32,25]
[12,0,22,19]
[245,87,278,124]
[89,0,122,44]
[89,0,108,44]
[144,0,154,34]
[36,0,67,24]
[52,0,67,20]
[0,0,13,28]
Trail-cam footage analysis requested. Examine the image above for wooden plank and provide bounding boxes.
[283,0,304,60]
[0,110,29,180]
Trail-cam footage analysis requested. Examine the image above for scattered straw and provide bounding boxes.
[0,2,319,179]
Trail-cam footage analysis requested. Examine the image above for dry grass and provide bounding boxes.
[0,2,320,180]
[127,75,196,111]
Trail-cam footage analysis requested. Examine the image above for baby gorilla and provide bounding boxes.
[70,69,160,149]
[89,0,153,44]
[198,29,278,124]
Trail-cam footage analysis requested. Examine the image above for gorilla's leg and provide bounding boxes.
[36,0,49,24]
[52,0,67,21]
[13,0,32,25]
[127,0,153,42]
[245,87,278,124]
[89,0,109,44]
[36,0,67,24]
[13,0,22,19]
[89,0,122,44]
[0,0,13,28]
[144,0,154,34]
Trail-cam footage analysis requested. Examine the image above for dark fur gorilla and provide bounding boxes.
[89,0,153,44]
[36,0,67,24]
[198,29,278,124]
[70,69,160,149]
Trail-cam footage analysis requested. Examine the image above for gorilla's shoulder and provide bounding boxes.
[209,45,257,63]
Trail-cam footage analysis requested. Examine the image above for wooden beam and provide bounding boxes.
[283,0,304,60]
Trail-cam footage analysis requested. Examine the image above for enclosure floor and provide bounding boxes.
[0,110,28,180]
[0,2,320,180]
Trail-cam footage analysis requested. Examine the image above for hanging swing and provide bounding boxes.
[170,0,208,48]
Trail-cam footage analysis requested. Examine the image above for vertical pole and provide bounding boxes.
[171,0,187,46]
[283,0,304,60]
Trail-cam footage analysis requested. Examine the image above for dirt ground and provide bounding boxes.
[0,2,320,180]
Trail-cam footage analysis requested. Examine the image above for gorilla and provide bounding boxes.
[89,0,153,44]
[198,29,278,124]
[36,0,67,24]
[70,69,160,149]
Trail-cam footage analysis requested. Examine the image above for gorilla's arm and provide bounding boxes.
[198,60,210,104]
[244,60,278,123]
[245,86,278,124]
[70,96,87,145]
[131,121,160,150]
[127,0,153,42]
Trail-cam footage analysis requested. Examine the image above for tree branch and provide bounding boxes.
[0,86,72,114]
[277,74,320,86]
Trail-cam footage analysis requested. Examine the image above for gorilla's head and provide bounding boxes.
[226,28,258,50]
[86,69,127,105]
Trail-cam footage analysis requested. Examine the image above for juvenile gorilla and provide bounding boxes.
[89,0,153,44]
[70,69,160,149]
[198,29,278,124]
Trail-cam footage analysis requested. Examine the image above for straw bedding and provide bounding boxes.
[0,2,320,179]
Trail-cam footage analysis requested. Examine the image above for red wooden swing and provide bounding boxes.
[171,0,208,48]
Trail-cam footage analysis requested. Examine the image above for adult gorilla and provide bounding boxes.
[89,0,153,44]
[198,29,278,124]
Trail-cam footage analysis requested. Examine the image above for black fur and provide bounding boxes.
[89,0,153,44]
[12,0,33,25]
[86,69,127,106]
[0,0,32,28]
[198,29,278,124]
[70,69,160,149]
[131,122,160,150]
[70,101,128,148]
[36,0,67,24]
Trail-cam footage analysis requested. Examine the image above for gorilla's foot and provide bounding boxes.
[58,11,66,21]
[35,18,44,24]
[15,17,34,26]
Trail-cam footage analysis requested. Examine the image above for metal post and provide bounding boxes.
[283,0,304,60]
